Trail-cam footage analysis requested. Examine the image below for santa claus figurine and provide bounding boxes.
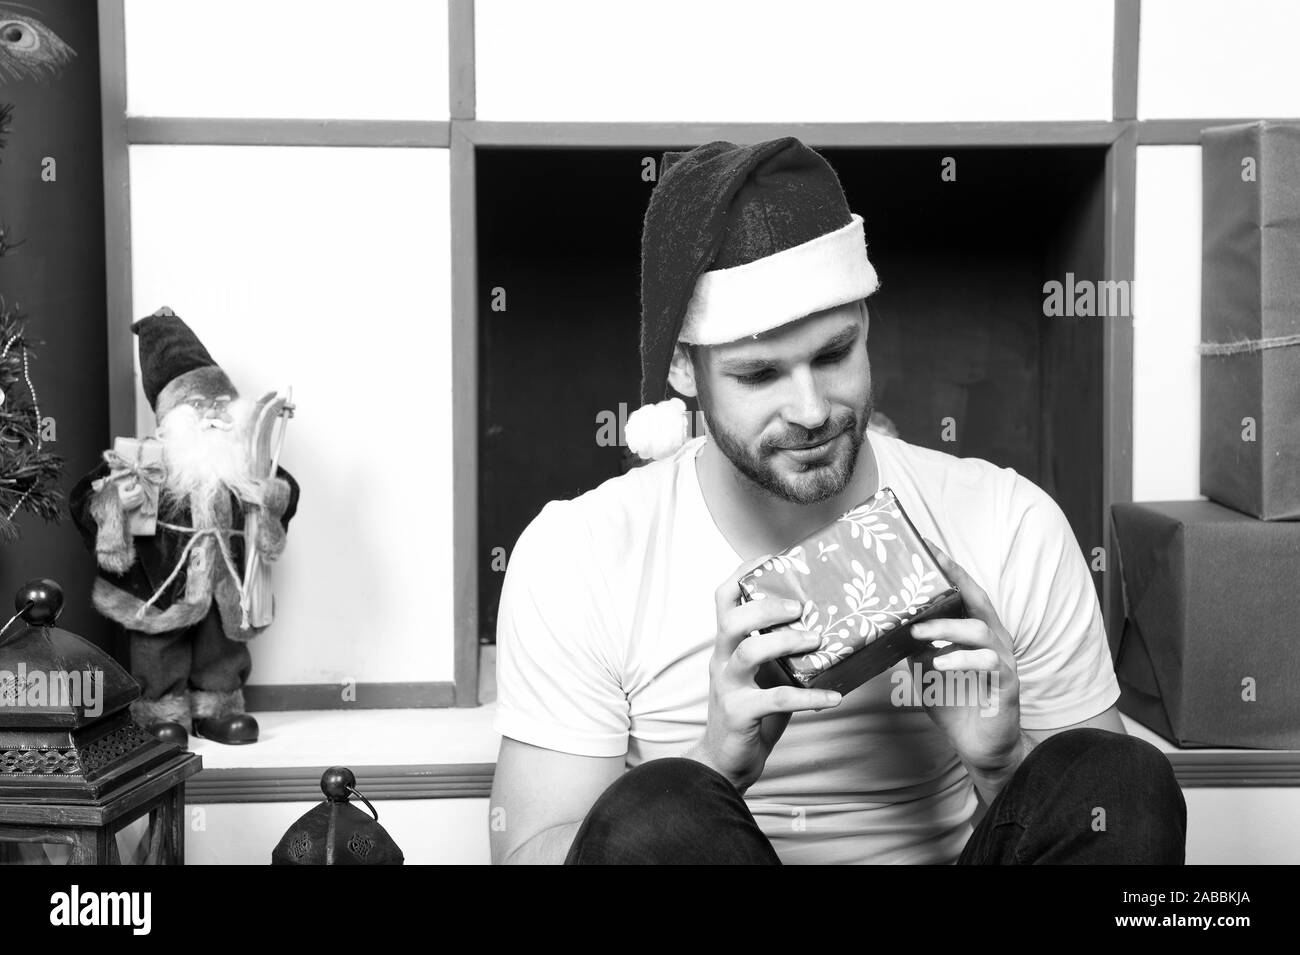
[71,307,299,747]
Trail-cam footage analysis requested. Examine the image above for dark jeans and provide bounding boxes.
[564,728,1187,865]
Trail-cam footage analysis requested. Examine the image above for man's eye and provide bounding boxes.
[735,369,774,385]
[816,347,852,365]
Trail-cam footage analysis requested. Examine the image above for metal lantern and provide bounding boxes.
[272,767,405,865]
[0,578,185,802]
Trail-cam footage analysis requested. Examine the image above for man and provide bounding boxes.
[490,138,1185,864]
[71,308,299,747]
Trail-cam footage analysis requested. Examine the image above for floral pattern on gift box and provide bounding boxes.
[741,490,941,675]
[839,495,900,563]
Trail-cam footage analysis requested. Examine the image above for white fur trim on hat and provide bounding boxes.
[625,397,689,461]
[679,214,879,345]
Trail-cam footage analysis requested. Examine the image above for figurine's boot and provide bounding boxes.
[131,692,192,750]
[192,688,259,745]
[194,713,259,744]
[148,721,190,748]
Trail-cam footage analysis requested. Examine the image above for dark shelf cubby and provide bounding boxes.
[478,145,1111,643]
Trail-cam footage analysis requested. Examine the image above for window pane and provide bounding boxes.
[125,0,449,119]
[476,0,1113,122]
[1133,146,1202,501]
[128,145,453,683]
[1140,0,1300,118]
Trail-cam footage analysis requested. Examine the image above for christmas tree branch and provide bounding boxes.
[0,102,65,542]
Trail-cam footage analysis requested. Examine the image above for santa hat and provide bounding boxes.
[627,137,879,461]
[132,306,236,413]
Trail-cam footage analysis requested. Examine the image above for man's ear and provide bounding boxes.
[667,342,699,398]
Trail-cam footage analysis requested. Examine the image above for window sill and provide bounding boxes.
[188,704,501,803]
[185,704,1300,803]
[1122,715,1300,786]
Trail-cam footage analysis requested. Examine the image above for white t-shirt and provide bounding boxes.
[494,430,1120,865]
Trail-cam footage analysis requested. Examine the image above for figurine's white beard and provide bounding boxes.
[157,398,260,524]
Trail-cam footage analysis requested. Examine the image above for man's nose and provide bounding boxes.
[783,367,831,431]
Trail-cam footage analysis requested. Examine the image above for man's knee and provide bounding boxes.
[1030,728,1179,794]
[1026,728,1186,860]
[566,758,776,864]
[584,757,736,827]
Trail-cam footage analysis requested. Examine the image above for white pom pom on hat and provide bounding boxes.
[624,397,690,461]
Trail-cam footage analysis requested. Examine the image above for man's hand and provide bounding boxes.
[907,541,1025,802]
[685,557,843,795]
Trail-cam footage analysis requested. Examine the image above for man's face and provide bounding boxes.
[685,300,874,505]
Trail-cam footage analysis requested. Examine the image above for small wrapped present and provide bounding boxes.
[1113,500,1300,748]
[92,437,165,536]
[738,487,962,696]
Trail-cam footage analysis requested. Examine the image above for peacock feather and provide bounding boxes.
[0,5,75,84]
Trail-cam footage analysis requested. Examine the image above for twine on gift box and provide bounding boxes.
[1199,333,1300,356]
[90,447,167,515]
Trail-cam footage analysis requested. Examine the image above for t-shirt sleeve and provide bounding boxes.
[995,476,1121,730]
[493,499,630,758]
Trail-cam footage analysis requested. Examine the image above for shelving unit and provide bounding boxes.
[94,5,1300,865]
[98,0,1300,709]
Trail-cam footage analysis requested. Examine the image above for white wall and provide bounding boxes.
[186,799,491,865]
[476,0,1114,122]
[1132,146,1203,502]
[124,0,449,120]
[1140,0,1300,119]
[128,145,453,685]
[174,784,1300,864]
[191,788,1300,864]
[1185,789,1300,864]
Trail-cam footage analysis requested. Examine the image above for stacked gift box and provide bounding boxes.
[1113,122,1300,748]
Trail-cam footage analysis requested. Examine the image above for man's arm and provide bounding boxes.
[911,528,1126,804]
[489,737,624,865]
[1023,702,1125,745]
[955,473,1125,801]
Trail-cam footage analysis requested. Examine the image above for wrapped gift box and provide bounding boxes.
[737,487,962,697]
[108,436,163,536]
[1200,121,1300,520]
[1112,500,1300,748]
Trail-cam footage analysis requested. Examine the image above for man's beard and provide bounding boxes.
[157,398,260,526]
[702,383,874,506]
